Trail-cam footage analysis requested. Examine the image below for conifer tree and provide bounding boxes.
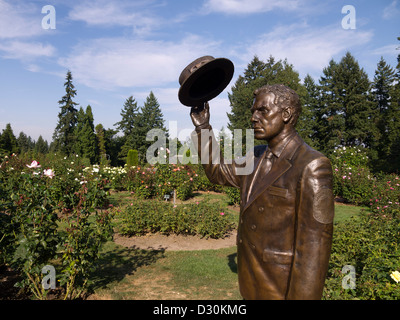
[75,105,97,163]
[385,37,400,172]
[16,131,35,153]
[371,57,397,169]
[114,96,140,161]
[317,59,341,154]
[52,70,79,155]
[336,52,376,148]
[34,135,49,154]
[0,123,18,154]
[317,53,377,154]
[95,123,106,164]
[297,74,320,149]
[136,91,168,162]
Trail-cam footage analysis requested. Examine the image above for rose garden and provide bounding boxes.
[0,144,399,299]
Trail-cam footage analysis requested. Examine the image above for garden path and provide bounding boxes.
[113,230,237,251]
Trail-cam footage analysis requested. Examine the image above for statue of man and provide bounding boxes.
[190,84,334,300]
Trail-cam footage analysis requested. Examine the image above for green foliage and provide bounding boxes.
[74,105,97,164]
[371,57,400,172]
[126,149,138,167]
[0,153,112,299]
[324,208,400,300]
[317,53,378,155]
[117,200,236,239]
[331,146,373,205]
[52,70,79,156]
[224,186,241,205]
[0,123,18,155]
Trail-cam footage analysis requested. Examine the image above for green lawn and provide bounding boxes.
[88,191,366,300]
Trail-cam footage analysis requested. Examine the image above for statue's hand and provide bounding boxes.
[190,102,210,128]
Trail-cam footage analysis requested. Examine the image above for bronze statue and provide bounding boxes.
[179,57,334,300]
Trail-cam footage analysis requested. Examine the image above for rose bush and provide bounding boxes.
[324,207,400,300]
[117,199,236,239]
[0,153,113,299]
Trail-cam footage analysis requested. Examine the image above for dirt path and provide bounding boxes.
[113,230,237,251]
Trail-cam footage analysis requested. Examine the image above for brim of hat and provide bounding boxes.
[178,58,234,107]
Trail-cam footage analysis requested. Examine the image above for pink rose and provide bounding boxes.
[26,160,41,169]
[43,169,54,179]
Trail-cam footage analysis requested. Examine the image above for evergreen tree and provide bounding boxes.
[114,96,140,161]
[371,57,397,170]
[95,124,106,164]
[337,52,376,147]
[386,36,400,172]
[75,105,97,163]
[0,123,18,154]
[317,59,342,153]
[104,128,124,167]
[34,135,49,154]
[74,107,86,156]
[317,53,377,155]
[297,74,320,149]
[52,70,79,155]
[136,91,168,162]
[16,131,35,153]
[114,96,140,137]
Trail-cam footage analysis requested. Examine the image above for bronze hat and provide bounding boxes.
[178,55,234,106]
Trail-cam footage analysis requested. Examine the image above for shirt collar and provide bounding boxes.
[268,131,297,158]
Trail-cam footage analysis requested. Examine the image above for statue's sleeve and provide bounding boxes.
[190,125,241,188]
[286,156,334,300]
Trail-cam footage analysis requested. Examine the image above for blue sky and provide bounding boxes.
[0,0,399,143]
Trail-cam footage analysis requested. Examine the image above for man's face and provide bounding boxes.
[251,92,286,141]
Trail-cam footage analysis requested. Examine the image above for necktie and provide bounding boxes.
[247,149,274,201]
[262,149,274,176]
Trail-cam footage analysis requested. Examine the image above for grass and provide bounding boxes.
[87,191,366,300]
[334,203,366,223]
[89,242,240,300]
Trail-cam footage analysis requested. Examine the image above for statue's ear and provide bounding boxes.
[282,107,292,123]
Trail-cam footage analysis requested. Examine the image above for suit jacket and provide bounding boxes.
[192,127,334,300]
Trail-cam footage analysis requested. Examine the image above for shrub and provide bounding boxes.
[117,200,236,239]
[225,186,241,205]
[332,166,374,205]
[126,149,138,167]
[0,153,113,299]
[368,174,400,215]
[324,208,400,300]
[330,146,374,205]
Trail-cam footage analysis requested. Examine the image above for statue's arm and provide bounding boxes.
[190,103,240,188]
[286,157,334,300]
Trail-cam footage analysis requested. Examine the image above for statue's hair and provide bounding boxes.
[253,84,302,126]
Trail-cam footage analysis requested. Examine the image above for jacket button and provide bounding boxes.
[258,207,264,212]
[239,238,243,244]
[251,224,257,231]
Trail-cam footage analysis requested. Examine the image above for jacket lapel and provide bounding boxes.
[242,135,302,212]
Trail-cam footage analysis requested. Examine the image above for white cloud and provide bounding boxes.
[68,0,160,36]
[239,22,373,79]
[0,0,43,39]
[58,35,221,90]
[0,41,55,60]
[203,0,301,14]
[383,0,400,20]
[370,44,399,57]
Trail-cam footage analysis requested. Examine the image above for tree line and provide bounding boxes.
[0,70,169,166]
[1,37,399,172]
